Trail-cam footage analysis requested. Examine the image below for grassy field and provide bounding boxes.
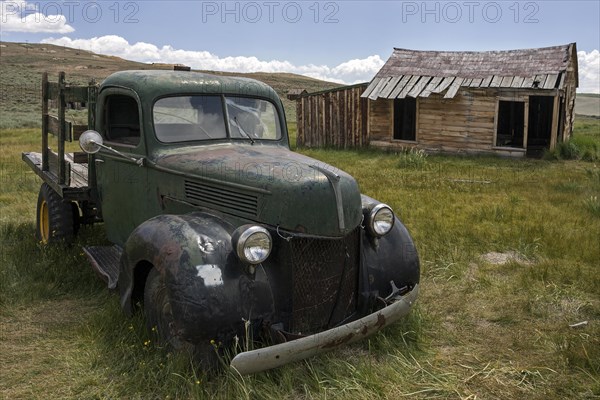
[1,116,599,399]
[1,40,599,399]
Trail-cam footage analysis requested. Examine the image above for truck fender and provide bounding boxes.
[360,216,420,299]
[118,212,275,342]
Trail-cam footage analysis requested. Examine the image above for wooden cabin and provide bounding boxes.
[295,44,579,157]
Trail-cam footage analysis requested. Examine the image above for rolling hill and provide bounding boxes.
[1,40,596,130]
[0,41,342,128]
[575,93,600,117]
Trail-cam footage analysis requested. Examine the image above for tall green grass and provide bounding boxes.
[545,116,600,161]
[1,120,599,399]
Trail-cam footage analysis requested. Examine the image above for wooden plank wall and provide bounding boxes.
[368,89,498,153]
[562,54,578,142]
[296,84,369,148]
[298,82,568,155]
[368,99,392,141]
[417,90,497,153]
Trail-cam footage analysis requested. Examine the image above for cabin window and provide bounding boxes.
[393,98,416,141]
[495,100,524,148]
[104,95,141,146]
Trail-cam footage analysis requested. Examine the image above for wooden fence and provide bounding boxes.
[295,83,369,148]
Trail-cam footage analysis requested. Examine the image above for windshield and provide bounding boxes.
[153,95,282,143]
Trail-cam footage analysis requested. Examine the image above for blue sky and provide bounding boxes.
[1,1,599,91]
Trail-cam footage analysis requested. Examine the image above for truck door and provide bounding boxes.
[94,89,151,246]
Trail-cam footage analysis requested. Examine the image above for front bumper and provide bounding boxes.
[230,284,419,375]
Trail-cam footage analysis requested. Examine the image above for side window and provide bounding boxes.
[105,95,141,146]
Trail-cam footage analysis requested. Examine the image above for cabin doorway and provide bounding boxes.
[527,96,554,157]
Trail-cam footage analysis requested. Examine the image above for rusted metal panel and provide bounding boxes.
[431,76,455,94]
[368,77,391,100]
[500,76,514,87]
[480,76,493,87]
[534,74,548,88]
[361,77,381,98]
[470,78,483,87]
[544,74,559,89]
[408,76,432,98]
[419,76,443,98]
[521,76,535,88]
[444,78,464,98]
[388,75,410,98]
[378,76,402,99]
[557,72,566,90]
[396,75,421,99]
[511,76,524,88]
[489,75,503,87]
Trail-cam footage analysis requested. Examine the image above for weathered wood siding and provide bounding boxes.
[369,87,573,156]
[368,89,498,154]
[296,84,369,148]
[561,47,578,141]
[368,99,392,141]
[417,90,496,153]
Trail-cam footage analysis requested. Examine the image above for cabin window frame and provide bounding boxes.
[391,97,418,143]
[493,96,528,151]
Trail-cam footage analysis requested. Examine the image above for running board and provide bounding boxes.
[83,245,122,289]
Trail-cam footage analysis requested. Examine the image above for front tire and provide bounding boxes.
[36,183,75,244]
[143,268,219,370]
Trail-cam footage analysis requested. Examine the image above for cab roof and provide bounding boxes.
[100,70,280,102]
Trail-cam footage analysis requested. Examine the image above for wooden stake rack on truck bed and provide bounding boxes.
[22,72,98,201]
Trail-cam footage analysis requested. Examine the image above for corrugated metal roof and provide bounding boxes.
[362,44,577,99]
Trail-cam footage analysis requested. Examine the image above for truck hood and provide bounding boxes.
[152,144,362,237]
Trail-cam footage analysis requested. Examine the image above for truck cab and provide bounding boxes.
[23,70,420,374]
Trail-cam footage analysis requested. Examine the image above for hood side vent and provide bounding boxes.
[184,180,258,217]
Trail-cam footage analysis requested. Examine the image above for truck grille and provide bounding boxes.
[288,229,360,334]
[184,180,258,217]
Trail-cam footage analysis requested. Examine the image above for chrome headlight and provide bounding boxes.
[233,225,272,264]
[367,204,395,237]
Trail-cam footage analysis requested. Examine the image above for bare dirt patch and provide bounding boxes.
[480,251,530,265]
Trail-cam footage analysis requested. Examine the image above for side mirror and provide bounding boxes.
[78,129,145,167]
[79,130,103,154]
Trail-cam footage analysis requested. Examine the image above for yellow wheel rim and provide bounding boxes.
[39,199,50,243]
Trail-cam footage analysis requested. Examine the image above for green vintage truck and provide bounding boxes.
[22,70,420,374]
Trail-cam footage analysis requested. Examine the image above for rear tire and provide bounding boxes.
[36,183,75,244]
[143,268,219,371]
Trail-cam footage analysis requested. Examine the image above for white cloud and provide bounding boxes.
[40,35,382,84]
[0,1,74,33]
[37,35,599,92]
[577,50,600,94]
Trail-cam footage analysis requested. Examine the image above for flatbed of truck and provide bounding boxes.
[22,151,91,200]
